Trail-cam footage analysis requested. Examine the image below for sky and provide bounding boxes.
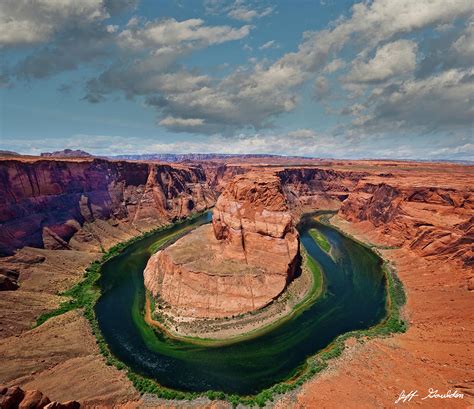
[0,0,473,160]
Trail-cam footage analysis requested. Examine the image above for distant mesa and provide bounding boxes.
[0,150,22,157]
[108,153,309,163]
[40,149,93,158]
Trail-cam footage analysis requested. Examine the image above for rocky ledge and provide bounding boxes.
[144,172,300,320]
[0,385,80,409]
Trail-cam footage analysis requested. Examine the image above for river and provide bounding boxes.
[95,211,387,395]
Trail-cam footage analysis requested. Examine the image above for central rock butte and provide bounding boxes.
[144,172,301,319]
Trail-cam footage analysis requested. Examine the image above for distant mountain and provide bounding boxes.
[109,153,292,162]
[0,150,22,157]
[40,149,93,158]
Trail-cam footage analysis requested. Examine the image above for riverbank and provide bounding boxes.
[273,214,474,408]
[33,210,211,328]
[92,210,407,406]
[143,245,324,346]
[0,210,408,408]
[2,210,404,408]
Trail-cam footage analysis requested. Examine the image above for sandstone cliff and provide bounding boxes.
[144,172,300,319]
[278,167,366,213]
[212,172,300,276]
[340,181,474,266]
[0,159,216,255]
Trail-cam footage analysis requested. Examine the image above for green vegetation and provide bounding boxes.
[127,238,406,408]
[35,210,210,328]
[304,251,324,299]
[309,228,331,252]
[34,210,407,408]
[142,244,325,348]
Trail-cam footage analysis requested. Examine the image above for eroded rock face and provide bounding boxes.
[0,266,20,291]
[212,172,299,275]
[0,385,77,409]
[0,159,216,255]
[278,167,367,214]
[144,172,300,319]
[340,183,474,266]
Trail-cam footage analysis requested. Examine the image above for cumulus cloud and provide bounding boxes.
[2,0,137,79]
[322,59,345,73]
[351,68,474,131]
[271,0,474,80]
[345,40,418,84]
[452,22,474,60]
[3,0,473,144]
[112,0,473,135]
[0,0,109,47]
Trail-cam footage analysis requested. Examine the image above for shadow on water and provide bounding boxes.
[95,212,387,395]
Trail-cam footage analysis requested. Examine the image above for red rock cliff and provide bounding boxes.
[212,171,300,277]
[0,158,216,255]
[340,180,474,266]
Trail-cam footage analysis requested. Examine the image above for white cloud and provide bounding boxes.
[352,68,474,130]
[452,23,474,59]
[118,18,251,50]
[159,116,205,127]
[6,0,471,142]
[205,0,273,21]
[0,0,108,46]
[323,59,346,73]
[4,130,473,161]
[228,6,273,22]
[345,40,418,84]
[74,0,474,137]
[259,40,279,50]
[276,0,474,77]
[313,76,330,100]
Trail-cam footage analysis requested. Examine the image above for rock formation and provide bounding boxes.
[1,157,473,407]
[40,149,92,158]
[212,172,300,275]
[144,172,300,319]
[0,385,80,409]
[278,167,366,214]
[0,266,19,291]
[0,158,216,255]
[340,182,473,266]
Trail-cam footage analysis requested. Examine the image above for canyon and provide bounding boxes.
[0,155,472,407]
[0,158,220,256]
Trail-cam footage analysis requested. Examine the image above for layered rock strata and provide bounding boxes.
[0,158,216,255]
[144,172,300,319]
[278,167,366,213]
[340,179,473,266]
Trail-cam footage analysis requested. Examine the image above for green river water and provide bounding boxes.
[95,212,387,395]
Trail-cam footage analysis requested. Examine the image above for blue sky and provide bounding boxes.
[0,0,473,160]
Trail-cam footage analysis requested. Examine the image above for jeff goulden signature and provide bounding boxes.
[395,388,464,404]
